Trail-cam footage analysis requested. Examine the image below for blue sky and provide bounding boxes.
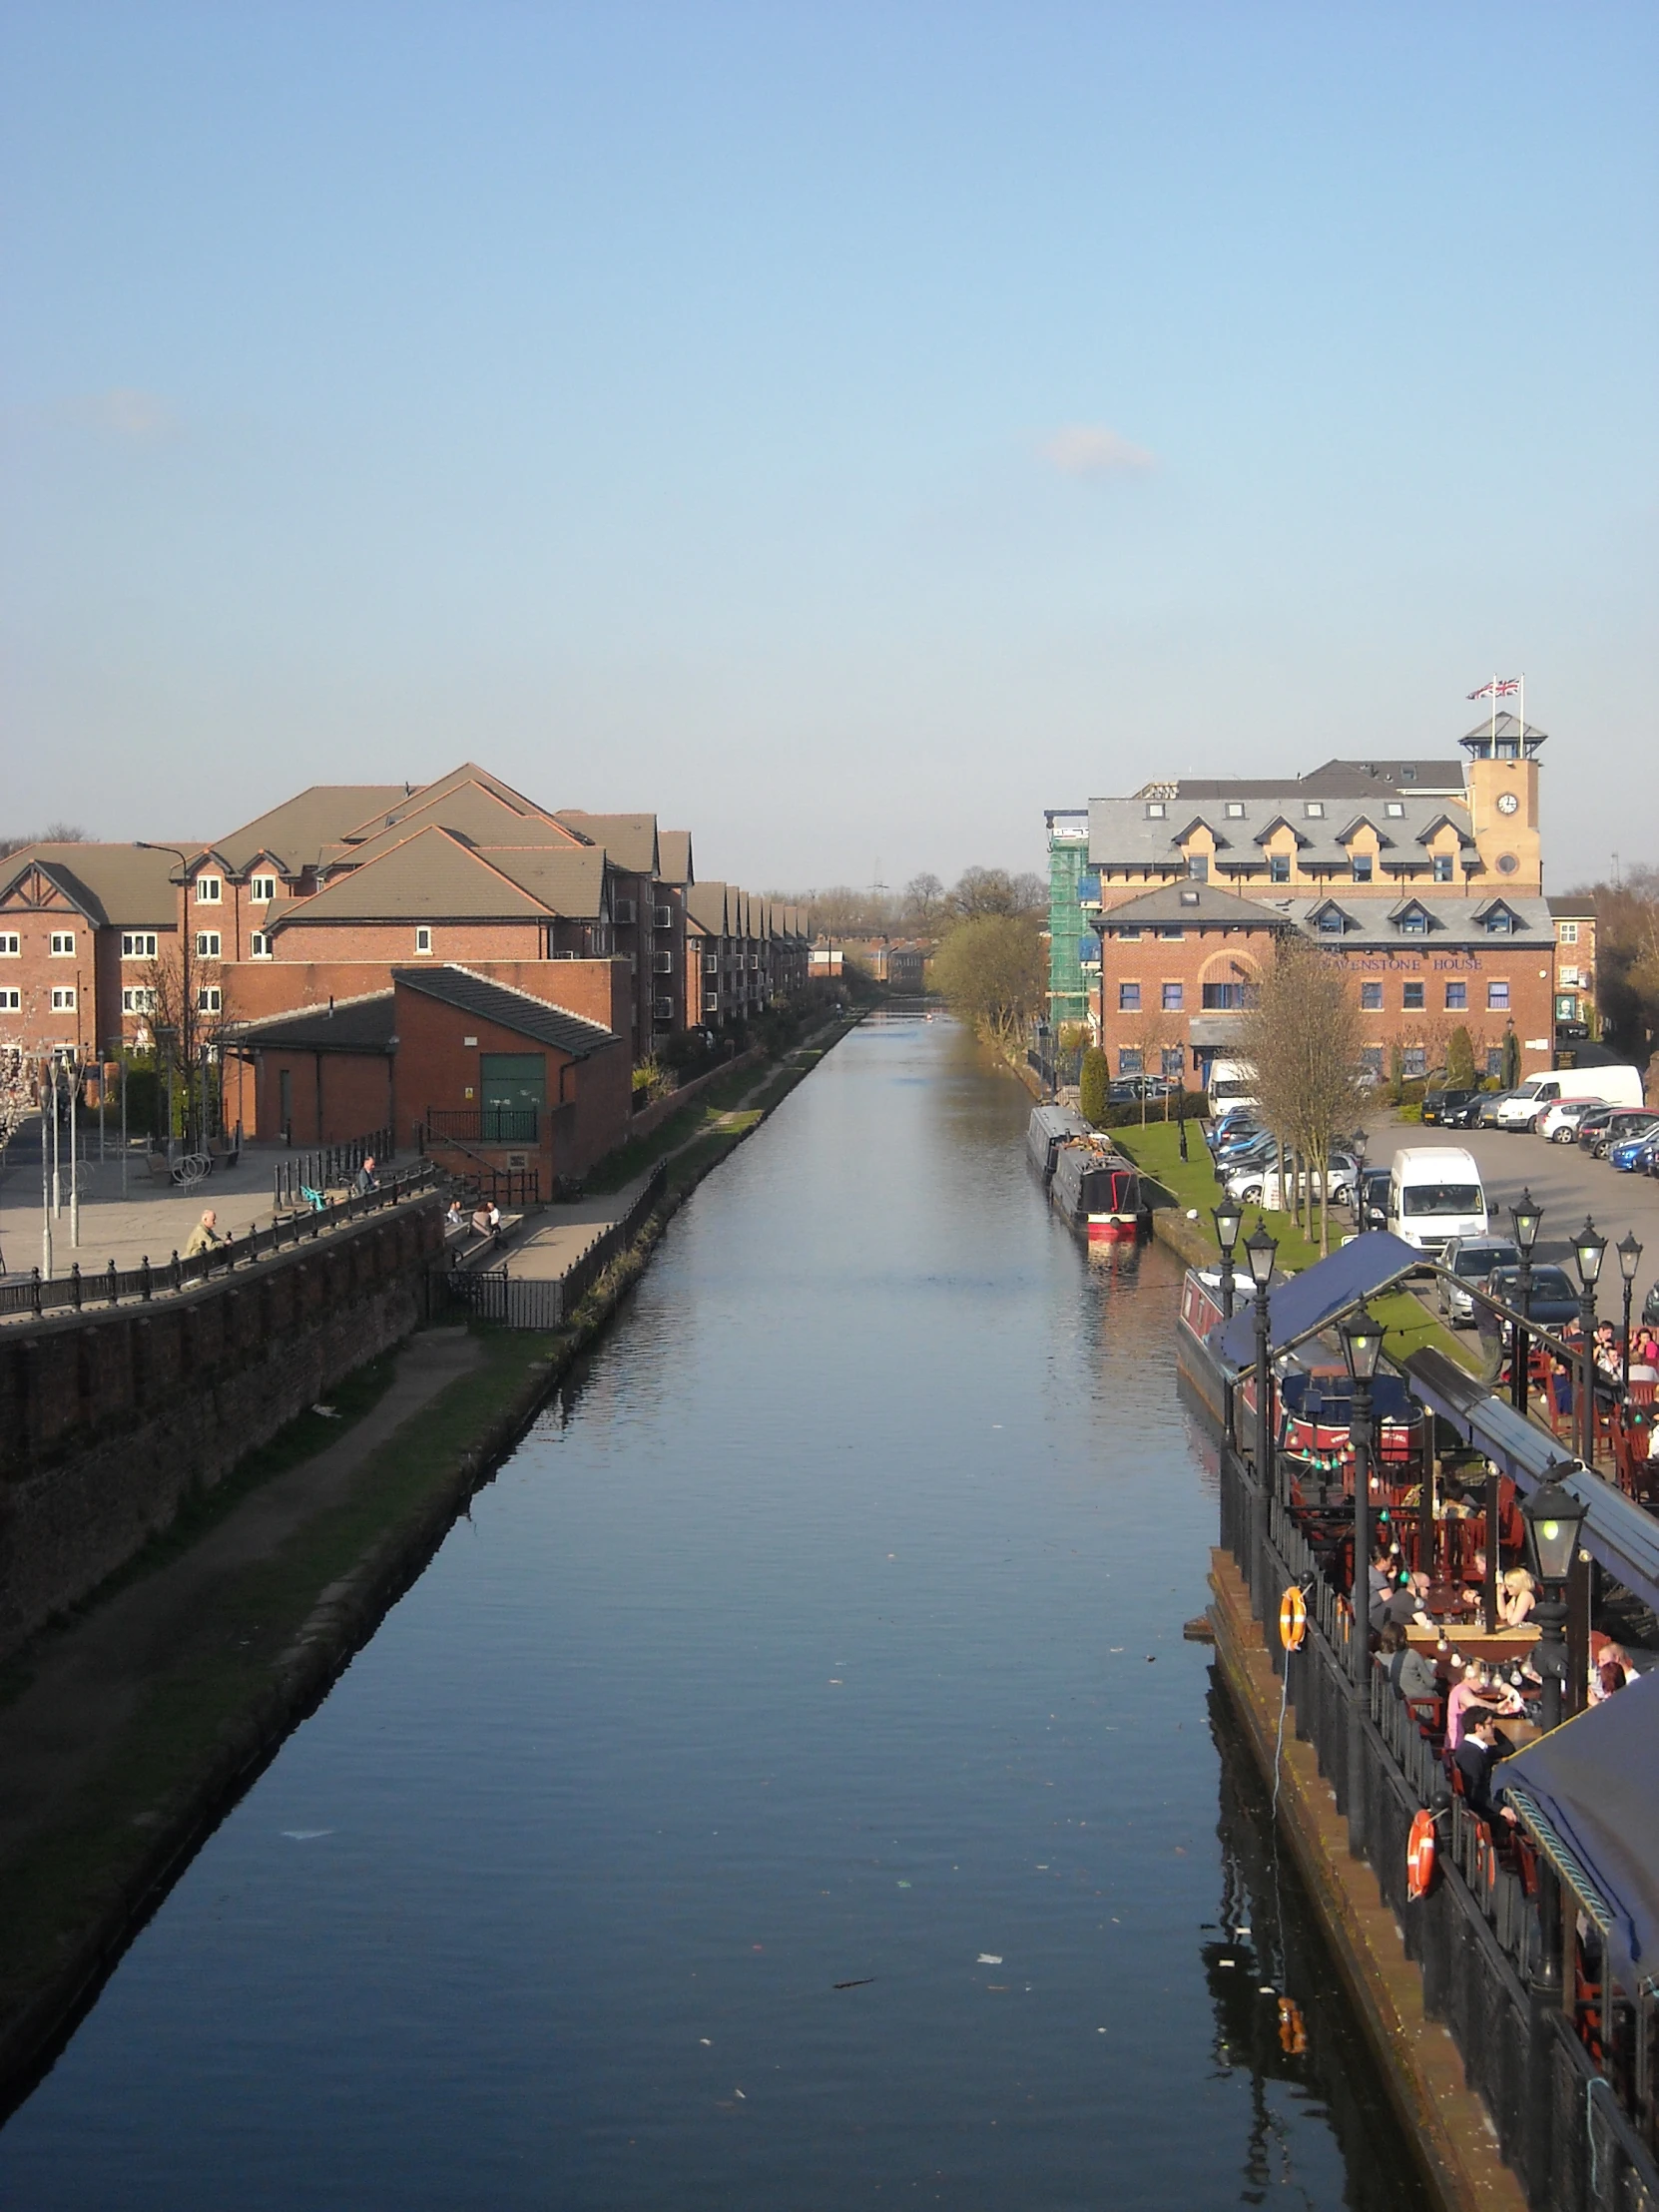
[2,2,1654,890]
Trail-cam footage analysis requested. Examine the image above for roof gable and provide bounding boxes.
[553,812,660,875]
[391,964,618,1058]
[272,826,554,926]
[208,788,409,875]
[477,846,611,919]
[0,844,183,928]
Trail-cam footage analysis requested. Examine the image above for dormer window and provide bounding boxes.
[1187,855,1208,882]
[1384,802,1404,818]
[1179,888,1200,905]
[1269,852,1290,882]
[250,874,276,903]
[1432,852,1454,882]
[1400,766,1417,781]
[1484,909,1514,935]
[1224,803,1246,820]
[1303,802,1325,819]
[1351,854,1373,882]
[1398,908,1427,934]
[1145,802,1166,819]
[195,875,222,903]
[1317,907,1344,935]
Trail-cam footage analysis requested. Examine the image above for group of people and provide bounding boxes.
[445,1197,503,1242]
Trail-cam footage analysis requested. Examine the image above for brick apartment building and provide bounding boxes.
[1075,713,1571,1086]
[0,843,187,1061]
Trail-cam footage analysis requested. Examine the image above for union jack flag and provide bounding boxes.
[1467,678,1519,699]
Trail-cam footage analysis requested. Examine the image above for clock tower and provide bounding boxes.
[1461,710,1543,894]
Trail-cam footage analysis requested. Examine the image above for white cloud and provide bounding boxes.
[1041,425,1156,477]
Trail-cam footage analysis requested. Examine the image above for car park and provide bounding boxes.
[1357,1166,1390,1233]
[1436,1236,1522,1327]
[1537,1100,1601,1143]
[1492,1066,1646,1131]
[1575,1107,1616,1151]
[1486,1264,1580,1334]
[1475,1091,1515,1128]
[1224,1151,1360,1209]
[1608,1118,1659,1170]
[1421,1087,1478,1127]
[1590,1109,1657,1160]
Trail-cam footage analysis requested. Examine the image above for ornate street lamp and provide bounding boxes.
[1245,1223,1278,1505]
[1213,1198,1242,1323]
[1571,1220,1606,1464]
[1508,1189,1542,1417]
[1340,1300,1386,1860]
[1617,1232,1643,1392]
[1518,1464,1588,1999]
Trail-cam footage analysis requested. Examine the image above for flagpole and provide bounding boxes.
[1490,672,1497,754]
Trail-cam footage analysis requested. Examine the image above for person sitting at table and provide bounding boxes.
[1497,1567,1536,1629]
[1379,1622,1439,1703]
[1446,1661,1523,1750]
[1589,1640,1636,1703]
[1627,1328,1659,1382]
[1459,1546,1488,1610]
[1593,1322,1621,1380]
[1455,1710,1518,1828]
[1379,1570,1432,1635]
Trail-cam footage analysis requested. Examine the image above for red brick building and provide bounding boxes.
[0,843,187,1059]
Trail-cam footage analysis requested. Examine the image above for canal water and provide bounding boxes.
[0,1016,1432,2210]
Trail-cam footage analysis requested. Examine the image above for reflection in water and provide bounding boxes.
[0,1014,1432,2210]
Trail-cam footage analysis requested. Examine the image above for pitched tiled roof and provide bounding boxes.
[657,830,693,886]
[1091,787,1478,875]
[233,990,397,1050]
[391,965,618,1057]
[207,788,409,875]
[686,880,732,935]
[1097,882,1296,930]
[554,812,659,874]
[271,827,553,925]
[0,844,185,928]
[328,786,580,871]
[479,846,610,918]
[332,763,552,848]
[1279,893,1551,947]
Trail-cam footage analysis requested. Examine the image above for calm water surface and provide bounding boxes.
[1,1016,1431,2209]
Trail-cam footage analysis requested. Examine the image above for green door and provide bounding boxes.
[479,1054,544,1143]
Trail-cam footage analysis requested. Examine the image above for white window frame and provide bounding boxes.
[1384,801,1405,818]
[51,985,76,1011]
[250,932,274,959]
[0,932,18,956]
[1144,802,1166,819]
[1224,802,1246,819]
[121,931,158,959]
[50,931,75,956]
[122,985,158,1014]
[0,987,19,1011]
[1303,802,1325,819]
[197,985,222,1014]
[196,931,222,958]
[415,925,433,955]
[1558,921,1579,945]
[249,874,276,904]
[195,874,222,903]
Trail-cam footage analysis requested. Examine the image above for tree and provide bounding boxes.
[901,872,946,929]
[1501,1026,1521,1089]
[1446,1025,1475,1090]
[930,913,1047,1053]
[1237,940,1368,1255]
[141,941,237,1149]
[1079,1046,1109,1126]
[949,866,1046,921]
[1127,1006,1174,1125]
[0,822,91,859]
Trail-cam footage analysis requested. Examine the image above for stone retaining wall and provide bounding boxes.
[0,1196,444,1659]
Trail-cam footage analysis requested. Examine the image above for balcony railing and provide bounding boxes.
[423,1106,539,1146]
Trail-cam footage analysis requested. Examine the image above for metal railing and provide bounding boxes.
[273,1127,391,1211]
[1,1164,439,1327]
[1219,1439,1658,2207]
[446,1164,665,1332]
[422,1106,539,1147]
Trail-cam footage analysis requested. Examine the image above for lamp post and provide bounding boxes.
[135,842,193,1156]
[1509,1188,1542,1418]
[1617,1232,1643,1391]
[1213,1199,1242,1323]
[1519,1467,1589,2001]
[1570,1219,1606,1466]
[1340,1300,1386,1860]
[1245,1221,1278,1489]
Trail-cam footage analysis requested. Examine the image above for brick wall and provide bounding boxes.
[0,1194,444,1661]
[270,919,546,966]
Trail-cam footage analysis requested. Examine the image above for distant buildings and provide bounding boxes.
[0,763,812,1186]
[1047,712,1596,1085]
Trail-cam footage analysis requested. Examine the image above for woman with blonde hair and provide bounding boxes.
[1497,1566,1536,1629]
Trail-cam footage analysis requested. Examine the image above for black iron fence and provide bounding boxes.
[1219,1438,1658,2208]
[421,1106,539,1147]
[0,1164,439,1327]
[273,1128,392,1212]
[445,1164,666,1332]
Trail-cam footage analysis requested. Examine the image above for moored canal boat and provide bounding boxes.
[1046,1130,1146,1243]
[1026,1102,1092,1182]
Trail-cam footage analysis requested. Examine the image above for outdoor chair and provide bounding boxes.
[298,1183,328,1213]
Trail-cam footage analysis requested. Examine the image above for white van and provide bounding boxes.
[1493,1066,1645,1131]
[1207,1056,1258,1115]
[1386,1146,1488,1258]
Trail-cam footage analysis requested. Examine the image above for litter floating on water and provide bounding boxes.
[311,1404,338,1418]
[833,1977,875,1990]
[977,1953,1002,1965]
[280,1829,332,1842]
[896,1880,911,1888]
[700,2038,712,2046]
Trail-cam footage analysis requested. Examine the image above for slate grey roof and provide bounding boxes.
[1278,894,1551,947]
[391,965,617,1058]
[0,844,186,928]
[272,827,553,924]
[686,880,733,936]
[1548,894,1596,920]
[481,846,611,918]
[554,812,660,875]
[333,786,579,871]
[233,991,397,1051]
[657,830,694,886]
[1303,758,1466,793]
[1090,787,1479,875]
[206,788,408,875]
[1096,882,1296,930]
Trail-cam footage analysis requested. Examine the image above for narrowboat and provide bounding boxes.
[1027,1103,1093,1182]
[1047,1132,1146,1243]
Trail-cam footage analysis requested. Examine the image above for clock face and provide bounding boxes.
[1496,792,1519,816]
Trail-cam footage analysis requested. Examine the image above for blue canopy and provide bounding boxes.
[1501,1673,1659,2000]
[1216,1231,1422,1372]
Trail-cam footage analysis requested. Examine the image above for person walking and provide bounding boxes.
[183,1209,221,1258]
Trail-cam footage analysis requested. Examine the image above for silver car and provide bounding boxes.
[1436,1236,1522,1328]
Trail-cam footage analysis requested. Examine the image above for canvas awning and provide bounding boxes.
[1501,1674,1659,2000]
[1216,1231,1421,1372]
[1402,1347,1659,1618]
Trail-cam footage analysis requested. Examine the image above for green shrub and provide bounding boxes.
[1078,1047,1109,1126]
[1446,1025,1475,1090]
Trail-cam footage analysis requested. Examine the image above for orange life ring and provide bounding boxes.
[1405,1808,1435,1900]
[1279,1586,1308,1652]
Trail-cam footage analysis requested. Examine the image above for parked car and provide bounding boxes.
[1486,1264,1581,1335]
[1212,1126,1273,1168]
[1590,1109,1658,1161]
[1225,1151,1361,1209]
[1475,1091,1515,1128]
[1537,1100,1601,1143]
[1357,1165,1390,1233]
[1575,1107,1617,1151]
[1421,1087,1478,1127]
[1608,1117,1659,1170]
[1436,1236,1522,1327]
[1439,1092,1487,1128]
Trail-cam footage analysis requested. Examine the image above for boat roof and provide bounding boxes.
[1215,1231,1421,1370]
